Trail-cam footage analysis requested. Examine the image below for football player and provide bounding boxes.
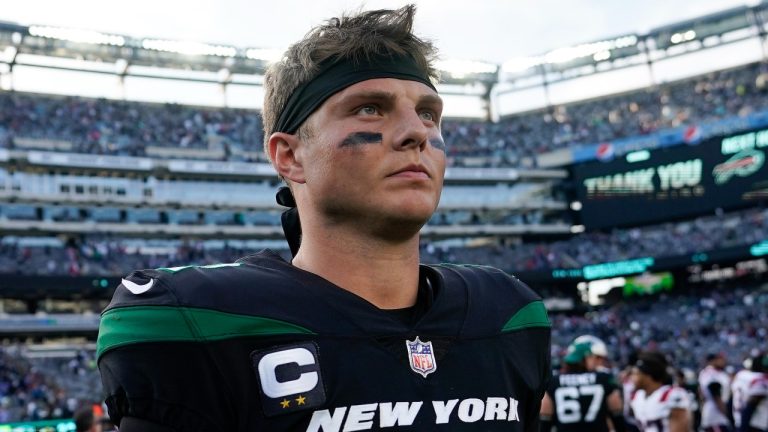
[700,352,734,432]
[97,5,552,432]
[629,351,691,432]
[540,340,627,432]
[732,353,768,432]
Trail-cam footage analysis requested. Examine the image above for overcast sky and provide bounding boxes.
[1,0,755,64]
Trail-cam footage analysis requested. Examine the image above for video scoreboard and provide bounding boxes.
[572,127,768,229]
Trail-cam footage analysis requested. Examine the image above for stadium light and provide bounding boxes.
[29,25,125,46]
[436,59,498,79]
[592,50,611,62]
[670,30,697,44]
[544,35,637,64]
[545,41,612,64]
[501,57,542,74]
[245,48,284,63]
[141,38,237,57]
[585,277,626,305]
[501,34,638,74]
[570,224,586,233]
[570,201,583,211]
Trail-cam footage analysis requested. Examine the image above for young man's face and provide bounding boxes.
[297,78,446,238]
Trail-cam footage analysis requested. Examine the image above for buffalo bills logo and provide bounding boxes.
[406,337,437,378]
[713,149,764,184]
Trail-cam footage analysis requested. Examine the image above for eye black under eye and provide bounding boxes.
[339,132,383,147]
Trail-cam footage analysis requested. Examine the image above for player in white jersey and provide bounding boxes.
[733,354,768,432]
[700,352,733,431]
[733,354,765,430]
[630,351,691,432]
[742,373,768,432]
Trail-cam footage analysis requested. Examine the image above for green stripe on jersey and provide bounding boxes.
[501,301,550,332]
[97,305,315,358]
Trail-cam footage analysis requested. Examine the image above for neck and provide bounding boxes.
[292,221,421,310]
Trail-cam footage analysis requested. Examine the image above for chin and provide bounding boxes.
[391,202,436,222]
[368,206,433,240]
[390,191,438,213]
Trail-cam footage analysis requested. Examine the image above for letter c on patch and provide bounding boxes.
[257,347,318,398]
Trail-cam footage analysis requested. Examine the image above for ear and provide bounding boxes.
[268,132,306,184]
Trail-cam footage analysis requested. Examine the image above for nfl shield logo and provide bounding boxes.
[406,336,437,378]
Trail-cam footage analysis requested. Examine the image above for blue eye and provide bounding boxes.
[357,105,379,116]
[419,111,435,122]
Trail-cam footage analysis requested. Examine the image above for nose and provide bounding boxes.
[391,108,428,152]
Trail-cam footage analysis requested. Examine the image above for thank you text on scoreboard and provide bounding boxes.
[572,126,768,229]
[583,158,703,197]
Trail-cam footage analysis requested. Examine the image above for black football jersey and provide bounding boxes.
[97,250,551,431]
[546,371,619,432]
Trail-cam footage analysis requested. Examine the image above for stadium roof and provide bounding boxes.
[0,1,763,118]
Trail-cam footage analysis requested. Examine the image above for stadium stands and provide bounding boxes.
[1,62,767,168]
[0,93,265,161]
[0,206,763,276]
[550,283,768,374]
[0,345,100,423]
[422,207,768,271]
[2,7,768,426]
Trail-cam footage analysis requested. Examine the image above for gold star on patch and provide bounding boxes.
[295,395,306,405]
[280,399,291,409]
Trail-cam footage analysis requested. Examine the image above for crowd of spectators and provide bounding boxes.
[442,61,768,167]
[422,206,768,271]
[0,206,764,277]
[0,62,766,167]
[551,283,768,375]
[0,93,264,161]
[0,203,560,230]
[0,345,100,423]
[0,237,249,277]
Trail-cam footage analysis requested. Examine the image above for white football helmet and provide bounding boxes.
[572,335,608,358]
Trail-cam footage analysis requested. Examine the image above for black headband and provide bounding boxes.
[273,53,436,134]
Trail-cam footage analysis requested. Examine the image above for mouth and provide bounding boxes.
[389,164,430,179]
